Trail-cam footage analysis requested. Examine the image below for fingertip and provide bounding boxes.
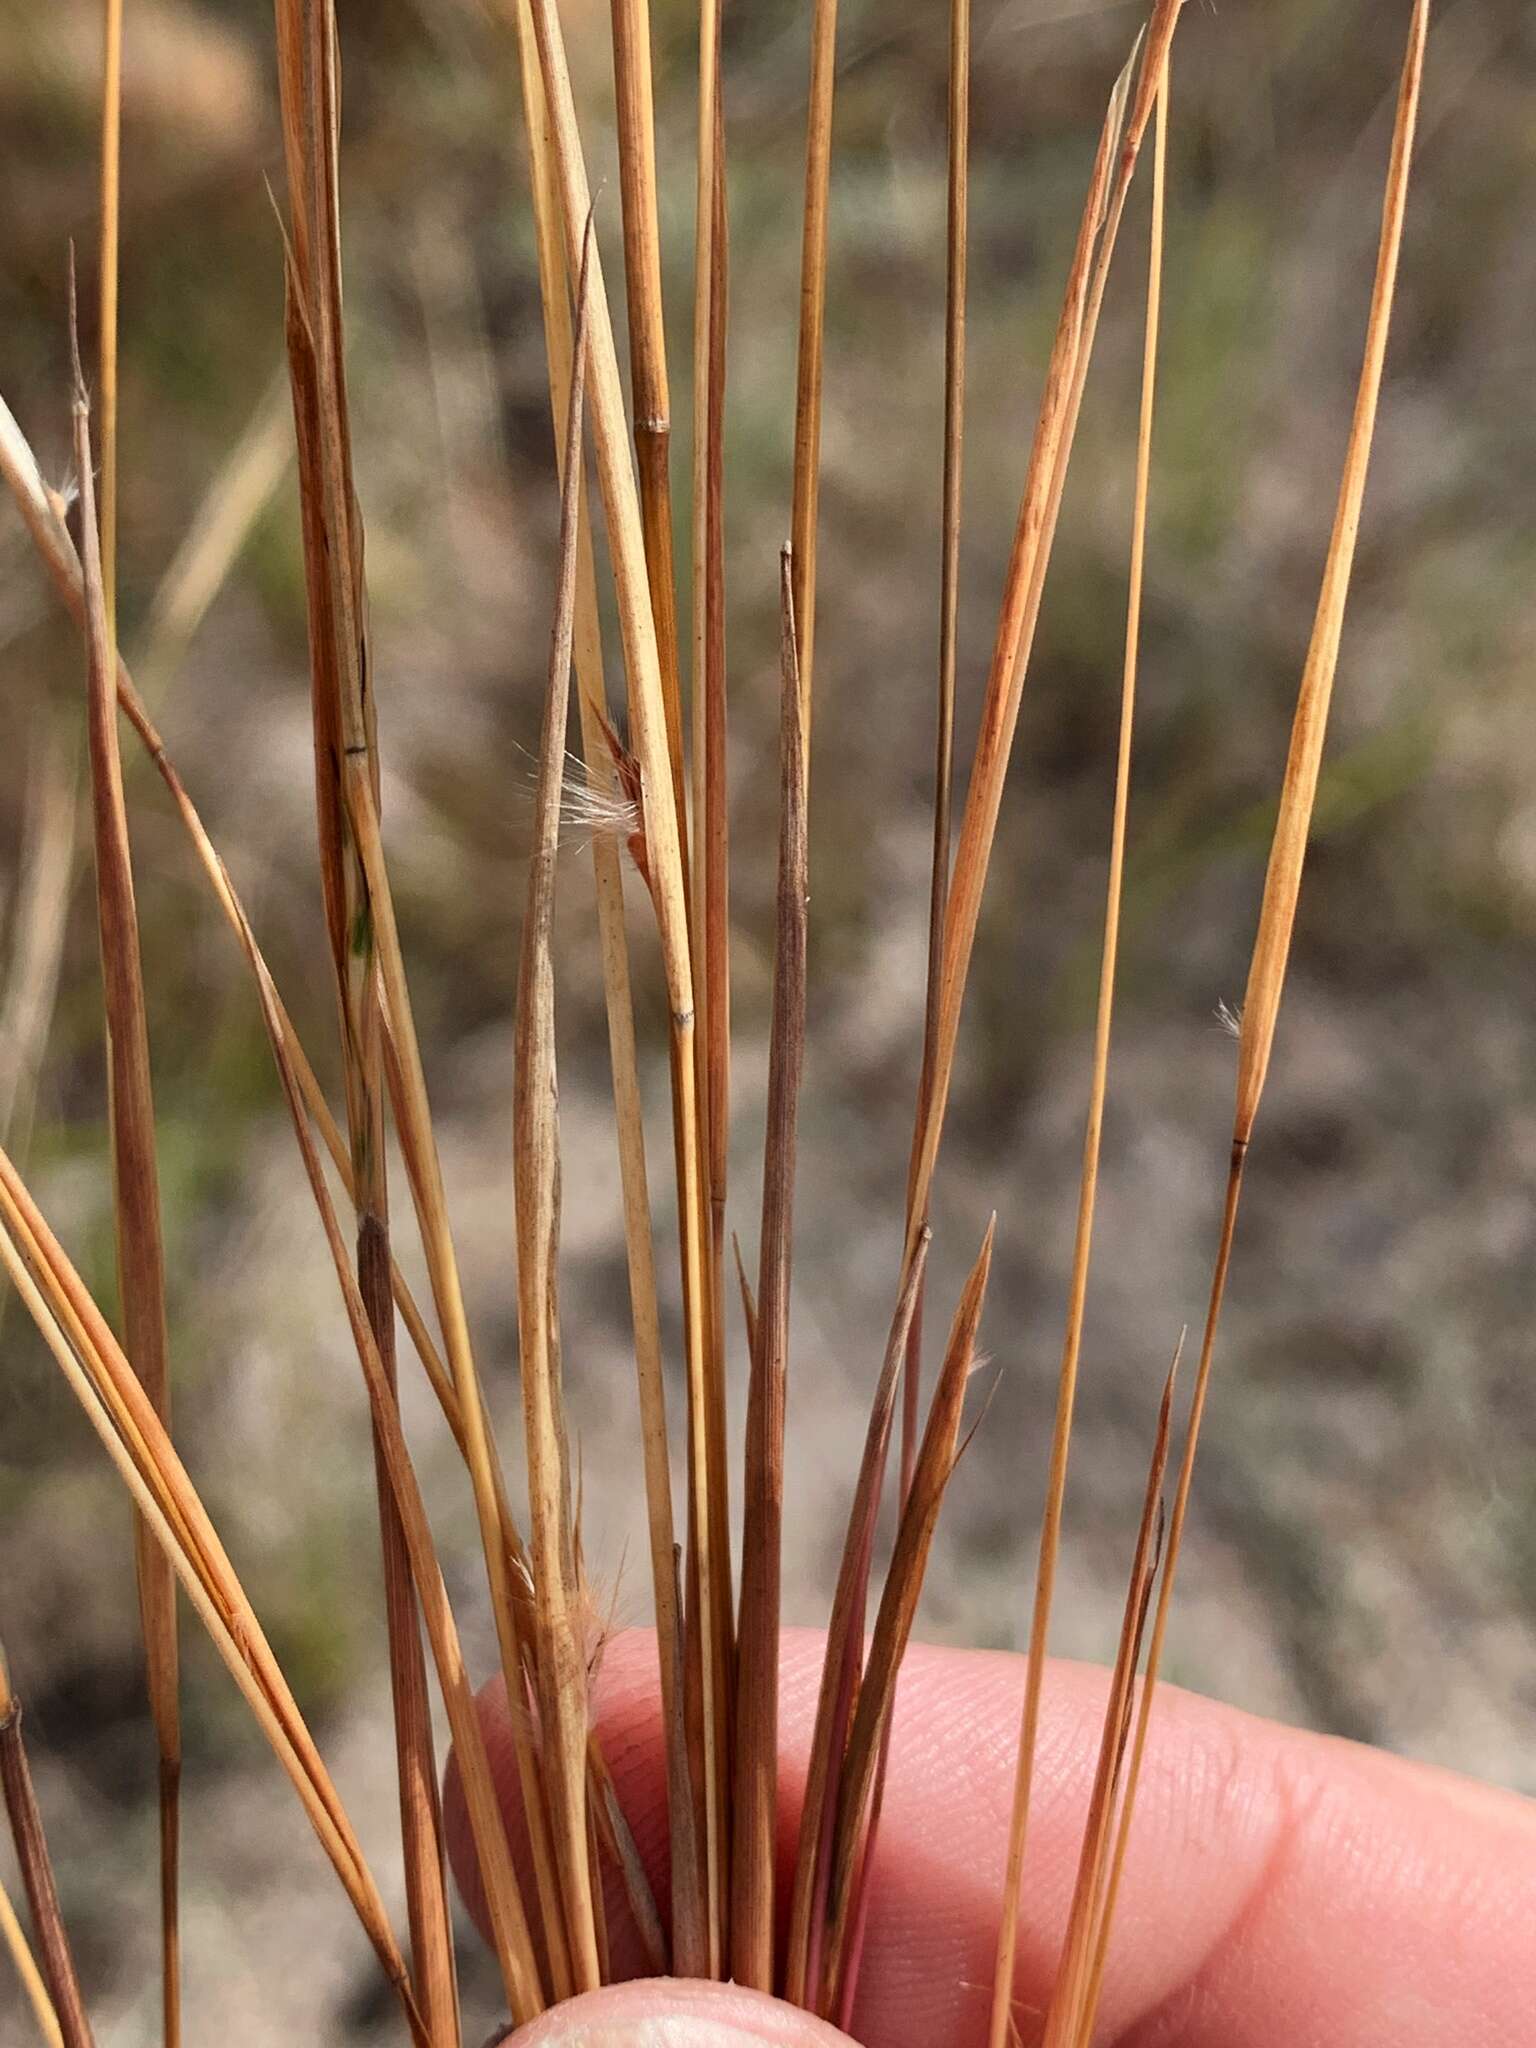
[447,1631,1536,2048]
[496,1980,856,2047]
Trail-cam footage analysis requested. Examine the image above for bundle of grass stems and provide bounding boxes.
[0,0,1433,2042]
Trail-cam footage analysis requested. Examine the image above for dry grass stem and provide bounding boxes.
[906,1,1184,1256]
[790,0,839,752]
[987,54,1170,2047]
[817,1221,995,2017]
[903,0,972,1488]
[0,1870,64,2048]
[1041,1348,1177,2048]
[785,1233,930,2009]
[691,16,736,1911]
[97,0,122,641]
[732,550,808,1989]
[512,221,602,1996]
[0,1649,94,2048]
[608,0,687,827]
[70,271,183,2048]
[732,1232,759,1362]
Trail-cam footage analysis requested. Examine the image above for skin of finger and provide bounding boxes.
[500,1979,856,2046]
[447,1629,1536,2047]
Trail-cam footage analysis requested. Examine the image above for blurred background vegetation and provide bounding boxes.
[2,0,1534,2039]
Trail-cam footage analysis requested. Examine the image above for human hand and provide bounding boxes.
[446,1629,1536,2046]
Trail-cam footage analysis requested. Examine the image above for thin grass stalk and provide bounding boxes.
[1081,14,1431,2027]
[901,36,1135,1278]
[508,3,701,1970]
[986,59,1169,2048]
[789,0,838,750]
[690,0,724,1186]
[0,1651,93,2048]
[903,0,971,1492]
[732,548,808,1988]
[905,3,1184,1259]
[784,1233,929,2009]
[835,1361,1000,2029]
[69,288,183,2048]
[1071,1588,1162,2045]
[872,0,973,1970]
[732,1232,758,1357]
[98,12,172,2020]
[587,1809,611,1985]
[98,0,122,644]
[512,224,603,1996]
[1039,1351,1176,2048]
[825,1601,891,2017]
[609,0,688,827]
[692,19,736,1938]
[274,12,458,2034]
[817,1221,995,2015]
[0,1196,419,2033]
[0,1872,64,2048]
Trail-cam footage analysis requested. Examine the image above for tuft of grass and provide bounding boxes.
[0,0,1434,2041]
